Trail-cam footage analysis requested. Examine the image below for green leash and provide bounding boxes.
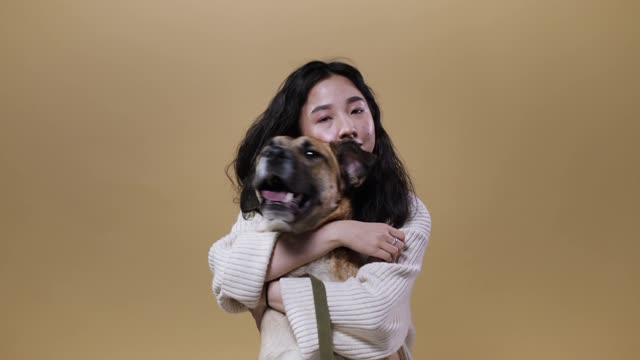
[309,275,334,360]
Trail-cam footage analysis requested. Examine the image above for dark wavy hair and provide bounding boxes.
[227,60,414,228]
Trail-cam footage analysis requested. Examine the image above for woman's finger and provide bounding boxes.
[385,235,405,260]
[389,235,405,251]
[375,249,393,262]
[388,227,406,242]
[381,242,400,262]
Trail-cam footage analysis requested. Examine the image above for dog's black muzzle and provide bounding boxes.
[262,144,293,162]
[260,145,297,186]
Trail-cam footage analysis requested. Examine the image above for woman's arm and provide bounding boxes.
[266,220,405,282]
[277,196,432,359]
[265,227,340,282]
[209,213,344,311]
[209,213,279,311]
[210,212,406,313]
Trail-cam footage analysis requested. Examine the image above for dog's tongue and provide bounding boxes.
[261,190,291,202]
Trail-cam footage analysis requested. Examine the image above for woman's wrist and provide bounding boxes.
[264,222,346,282]
[267,280,284,313]
[316,220,349,249]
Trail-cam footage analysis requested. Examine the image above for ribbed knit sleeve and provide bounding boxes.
[280,196,432,359]
[208,213,278,312]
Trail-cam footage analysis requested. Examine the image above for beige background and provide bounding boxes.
[1,0,638,359]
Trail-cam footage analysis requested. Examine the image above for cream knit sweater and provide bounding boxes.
[208,195,431,359]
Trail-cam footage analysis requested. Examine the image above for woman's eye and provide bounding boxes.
[318,116,331,123]
[351,108,364,115]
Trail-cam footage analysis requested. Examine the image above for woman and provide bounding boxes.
[208,61,432,359]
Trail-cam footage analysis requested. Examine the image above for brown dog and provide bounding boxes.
[240,136,398,359]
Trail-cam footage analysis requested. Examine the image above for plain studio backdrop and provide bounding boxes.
[1,1,638,359]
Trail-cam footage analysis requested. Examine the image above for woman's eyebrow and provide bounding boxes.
[311,96,365,113]
[311,104,332,113]
[347,96,365,104]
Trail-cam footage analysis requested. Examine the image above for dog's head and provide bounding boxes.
[240,136,376,233]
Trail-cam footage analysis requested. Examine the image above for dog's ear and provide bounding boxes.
[332,140,377,188]
[240,173,260,214]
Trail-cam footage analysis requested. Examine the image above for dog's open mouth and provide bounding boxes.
[257,175,310,213]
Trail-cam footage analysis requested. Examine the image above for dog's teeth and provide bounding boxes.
[284,193,294,203]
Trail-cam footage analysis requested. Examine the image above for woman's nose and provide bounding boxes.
[337,115,357,140]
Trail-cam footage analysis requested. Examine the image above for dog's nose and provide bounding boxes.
[264,145,292,160]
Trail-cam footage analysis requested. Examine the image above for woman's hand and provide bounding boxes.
[325,220,405,262]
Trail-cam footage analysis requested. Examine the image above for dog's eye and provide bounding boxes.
[304,150,321,159]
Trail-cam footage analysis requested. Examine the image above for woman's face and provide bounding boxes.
[299,75,376,153]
